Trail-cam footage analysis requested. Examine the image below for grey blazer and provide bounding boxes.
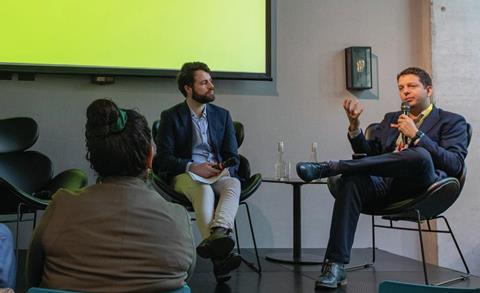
[27,176,195,292]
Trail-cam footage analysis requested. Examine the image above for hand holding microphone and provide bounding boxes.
[400,101,410,144]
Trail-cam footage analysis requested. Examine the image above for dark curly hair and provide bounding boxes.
[85,99,151,177]
[397,67,432,88]
[177,61,211,97]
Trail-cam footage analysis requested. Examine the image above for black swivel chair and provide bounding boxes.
[151,120,263,273]
[0,117,88,255]
[327,122,472,286]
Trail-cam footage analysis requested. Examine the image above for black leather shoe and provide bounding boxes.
[315,262,347,289]
[213,253,242,283]
[197,228,235,259]
[296,161,332,182]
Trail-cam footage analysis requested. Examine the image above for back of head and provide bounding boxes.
[85,99,151,178]
[177,61,211,97]
[397,67,432,88]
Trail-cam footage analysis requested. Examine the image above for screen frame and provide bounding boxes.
[0,0,272,81]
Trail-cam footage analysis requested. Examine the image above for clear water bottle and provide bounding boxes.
[309,142,318,162]
[274,141,290,180]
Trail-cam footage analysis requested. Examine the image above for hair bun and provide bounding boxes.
[86,98,121,137]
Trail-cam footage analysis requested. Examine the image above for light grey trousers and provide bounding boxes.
[173,173,241,239]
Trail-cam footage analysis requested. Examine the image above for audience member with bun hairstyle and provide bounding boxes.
[27,98,195,292]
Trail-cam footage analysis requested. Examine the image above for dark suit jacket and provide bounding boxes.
[348,106,468,180]
[153,101,239,183]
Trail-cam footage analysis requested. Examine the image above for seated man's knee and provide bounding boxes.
[229,177,241,192]
[222,177,241,199]
[329,175,370,199]
[407,147,433,170]
[327,175,343,199]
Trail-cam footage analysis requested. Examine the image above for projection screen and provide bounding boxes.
[0,0,271,80]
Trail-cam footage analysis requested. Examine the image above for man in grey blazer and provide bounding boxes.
[153,62,241,283]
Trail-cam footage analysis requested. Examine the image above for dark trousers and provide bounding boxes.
[325,147,438,264]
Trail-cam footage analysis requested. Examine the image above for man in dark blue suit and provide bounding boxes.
[153,62,241,283]
[297,67,468,289]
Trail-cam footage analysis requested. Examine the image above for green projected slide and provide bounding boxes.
[0,0,270,79]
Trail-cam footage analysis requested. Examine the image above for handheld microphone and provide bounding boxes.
[401,101,410,115]
[213,157,238,170]
[400,102,410,144]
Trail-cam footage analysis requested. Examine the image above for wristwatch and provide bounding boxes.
[411,130,425,145]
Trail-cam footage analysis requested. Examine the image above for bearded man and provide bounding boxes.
[153,62,241,283]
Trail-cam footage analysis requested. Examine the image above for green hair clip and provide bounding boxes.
[112,108,128,133]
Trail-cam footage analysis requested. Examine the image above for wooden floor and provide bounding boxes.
[16,248,480,292]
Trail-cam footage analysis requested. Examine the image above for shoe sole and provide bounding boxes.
[214,255,241,283]
[215,274,232,283]
[224,254,242,271]
[315,279,347,289]
[196,245,210,259]
[197,237,235,259]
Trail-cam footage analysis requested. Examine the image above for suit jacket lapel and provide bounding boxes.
[179,102,193,150]
[206,106,219,155]
[418,106,439,134]
[384,112,401,150]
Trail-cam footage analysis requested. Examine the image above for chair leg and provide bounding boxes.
[372,215,376,263]
[15,203,25,273]
[234,202,261,273]
[33,210,37,229]
[234,220,241,255]
[243,202,262,273]
[439,216,470,274]
[415,209,429,285]
[433,216,470,286]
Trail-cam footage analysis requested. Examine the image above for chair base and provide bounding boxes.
[356,212,471,286]
[434,275,470,287]
[345,263,373,272]
[265,252,324,265]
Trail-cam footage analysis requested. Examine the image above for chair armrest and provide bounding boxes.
[46,169,88,195]
[0,178,49,210]
[149,172,193,208]
[352,153,367,160]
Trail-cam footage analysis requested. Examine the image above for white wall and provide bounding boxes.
[432,0,480,274]
[1,0,432,264]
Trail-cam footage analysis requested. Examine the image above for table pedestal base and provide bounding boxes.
[265,252,324,265]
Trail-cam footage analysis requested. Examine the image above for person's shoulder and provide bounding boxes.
[437,107,466,122]
[208,103,229,113]
[161,101,188,116]
[50,187,86,205]
[207,104,231,121]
